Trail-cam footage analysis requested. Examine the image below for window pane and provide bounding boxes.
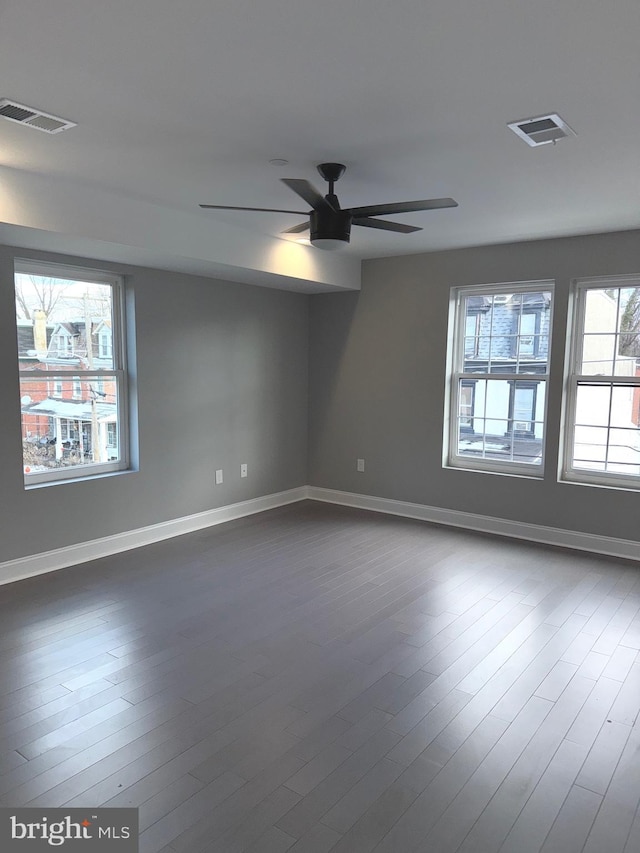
[513,385,534,424]
[464,338,477,358]
[584,288,618,333]
[20,376,121,476]
[575,382,640,432]
[577,426,610,451]
[580,287,640,376]
[572,418,640,475]
[456,419,543,465]
[462,291,550,375]
[610,385,639,428]
[464,315,479,358]
[580,334,617,374]
[607,429,640,468]
[463,337,491,371]
[517,336,538,360]
[15,272,115,369]
[572,425,609,468]
[603,462,640,476]
[455,378,544,465]
[487,336,515,372]
[511,440,544,464]
[618,287,640,359]
[573,458,606,471]
[612,355,639,377]
[517,313,536,358]
[575,384,611,426]
[459,383,475,428]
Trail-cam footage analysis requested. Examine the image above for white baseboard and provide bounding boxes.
[3,484,638,586]
[0,486,308,586]
[307,486,640,563]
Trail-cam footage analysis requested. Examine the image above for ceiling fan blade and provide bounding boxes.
[353,217,422,234]
[199,204,307,214]
[347,197,458,218]
[281,178,336,213]
[282,221,310,234]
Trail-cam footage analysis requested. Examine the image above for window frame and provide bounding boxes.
[561,275,640,490]
[445,280,554,477]
[15,259,130,487]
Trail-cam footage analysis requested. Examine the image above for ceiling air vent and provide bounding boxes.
[508,113,576,147]
[0,99,76,134]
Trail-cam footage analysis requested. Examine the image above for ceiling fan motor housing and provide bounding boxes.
[310,208,352,246]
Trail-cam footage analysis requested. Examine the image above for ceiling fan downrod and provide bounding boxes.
[317,162,346,198]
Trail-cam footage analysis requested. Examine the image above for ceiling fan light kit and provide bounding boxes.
[200,162,457,249]
[310,208,352,249]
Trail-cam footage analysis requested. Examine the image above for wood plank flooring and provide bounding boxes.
[0,500,639,852]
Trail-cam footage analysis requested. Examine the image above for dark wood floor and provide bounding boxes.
[0,500,639,853]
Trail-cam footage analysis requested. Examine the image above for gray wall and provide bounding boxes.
[309,229,640,543]
[4,227,640,565]
[0,245,309,563]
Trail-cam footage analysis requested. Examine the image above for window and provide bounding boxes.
[447,282,553,474]
[15,261,129,485]
[562,277,640,488]
[518,312,537,357]
[509,381,538,437]
[98,326,112,359]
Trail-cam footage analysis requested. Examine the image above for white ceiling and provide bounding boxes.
[0,0,639,290]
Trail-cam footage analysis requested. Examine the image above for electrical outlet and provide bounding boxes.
[240,463,248,478]
[357,458,365,472]
[215,469,223,485]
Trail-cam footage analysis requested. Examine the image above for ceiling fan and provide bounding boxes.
[200,163,458,250]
